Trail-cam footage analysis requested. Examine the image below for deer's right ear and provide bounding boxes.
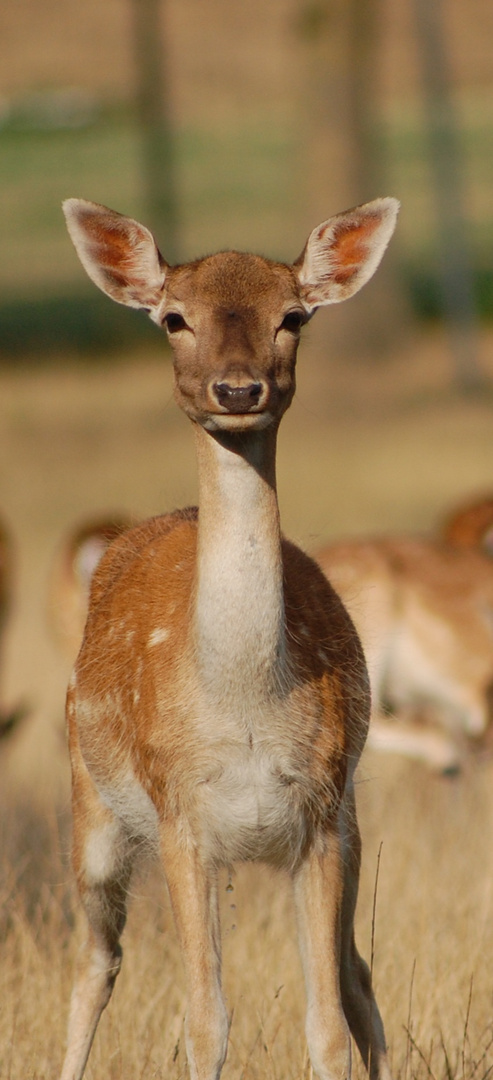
[62,199,168,314]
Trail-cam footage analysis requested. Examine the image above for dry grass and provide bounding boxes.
[1,331,493,1079]
[1,753,492,1080]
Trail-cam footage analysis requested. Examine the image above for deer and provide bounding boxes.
[48,514,133,666]
[0,516,25,739]
[59,194,399,1080]
[315,527,493,773]
[439,492,493,555]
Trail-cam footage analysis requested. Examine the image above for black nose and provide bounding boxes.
[214,381,263,413]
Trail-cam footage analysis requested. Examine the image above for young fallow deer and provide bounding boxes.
[60,195,399,1080]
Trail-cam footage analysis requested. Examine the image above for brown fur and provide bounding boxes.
[48,514,134,664]
[440,493,493,553]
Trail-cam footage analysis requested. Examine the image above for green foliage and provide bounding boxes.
[0,292,159,361]
[405,265,493,321]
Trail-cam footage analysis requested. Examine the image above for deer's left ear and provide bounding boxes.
[63,199,168,315]
[294,197,399,313]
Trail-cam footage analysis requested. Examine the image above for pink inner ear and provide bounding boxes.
[84,218,132,272]
[329,216,380,286]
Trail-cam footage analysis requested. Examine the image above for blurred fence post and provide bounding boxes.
[345,0,412,354]
[346,0,381,202]
[414,0,485,392]
[131,0,179,263]
[297,0,410,363]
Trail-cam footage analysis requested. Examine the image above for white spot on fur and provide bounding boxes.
[147,627,170,648]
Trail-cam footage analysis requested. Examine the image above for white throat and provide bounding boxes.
[192,425,287,699]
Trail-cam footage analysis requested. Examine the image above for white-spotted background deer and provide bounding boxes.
[59,195,398,1080]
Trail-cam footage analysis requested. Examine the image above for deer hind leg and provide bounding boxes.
[160,823,229,1080]
[293,828,352,1080]
[339,790,392,1080]
[60,768,135,1080]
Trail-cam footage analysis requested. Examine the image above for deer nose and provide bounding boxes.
[213,381,264,413]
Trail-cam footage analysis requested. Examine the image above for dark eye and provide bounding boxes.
[279,311,304,334]
[163,312,187,333]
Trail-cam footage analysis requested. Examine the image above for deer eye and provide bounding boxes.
[163,312,187,333]
[279,311,305,334]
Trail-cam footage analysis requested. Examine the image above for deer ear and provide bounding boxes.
[62,199,168,314]
[294,197,399,313]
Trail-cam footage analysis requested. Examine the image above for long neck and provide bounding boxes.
[192,423,286,698]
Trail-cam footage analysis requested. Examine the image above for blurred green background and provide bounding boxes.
[0,0,492,369]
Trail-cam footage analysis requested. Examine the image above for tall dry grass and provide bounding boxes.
[1,747,492,1080]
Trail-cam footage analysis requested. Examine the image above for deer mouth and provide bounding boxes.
[202,409,275,433]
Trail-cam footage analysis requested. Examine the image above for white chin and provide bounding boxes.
[201,412,275,432]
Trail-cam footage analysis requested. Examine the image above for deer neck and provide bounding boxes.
[192,423,286,699]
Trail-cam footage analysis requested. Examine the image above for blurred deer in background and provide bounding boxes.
[49,514,133,665]
[0,516,25,739]
[59,195,398,1080]
[316,497,493,773]
[439,492,493,554]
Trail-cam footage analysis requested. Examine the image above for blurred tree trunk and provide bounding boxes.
[298,0,410,365]
[131,0,179,262]
[413,0,485,392]
[347,0,381,201]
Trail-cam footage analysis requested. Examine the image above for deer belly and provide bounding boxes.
[194,749,310,869]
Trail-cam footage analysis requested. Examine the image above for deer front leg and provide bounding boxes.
[293,829,352,1080]
[60,777,133,1080]
[160,824,229,1080]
